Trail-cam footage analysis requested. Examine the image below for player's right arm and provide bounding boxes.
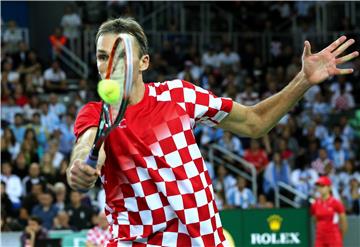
[67,127,106,190]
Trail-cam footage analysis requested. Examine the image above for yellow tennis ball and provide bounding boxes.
[97,79,122,104]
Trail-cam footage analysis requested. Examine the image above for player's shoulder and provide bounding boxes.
[147,79,196,93]
[77,101,102,117]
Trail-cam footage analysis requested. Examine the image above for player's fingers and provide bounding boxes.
[323,36,347,52]
[333,39,355,57]
[303,40,312,57]
[336,51,359,64]
[334,68,354,75]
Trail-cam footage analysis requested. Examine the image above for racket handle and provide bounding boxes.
[85,153,98,169]
[78,153,99,193]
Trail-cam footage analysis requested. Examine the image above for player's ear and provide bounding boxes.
[139,54,149,71]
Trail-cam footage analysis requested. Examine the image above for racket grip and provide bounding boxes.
[85,153,98,169]
[78,153,99,193]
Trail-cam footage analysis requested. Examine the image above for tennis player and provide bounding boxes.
[67,17,358,246]
[311,176,347,247]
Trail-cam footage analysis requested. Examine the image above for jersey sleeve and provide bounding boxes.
[333,198,345,214]
[167,80,233,127]
[74,102,102,139]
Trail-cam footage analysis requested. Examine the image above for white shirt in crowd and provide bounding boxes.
[61,13,82,39]
[44,68,66,82]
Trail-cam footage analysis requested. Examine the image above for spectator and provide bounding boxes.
[27,112,48,152]
[58,114,76,157]
[39,100,60,135]
[243,139,269,173]
[40,153,57,184]
[291,155,318,205]
[228,176,256,209]
[218,44,240,73]
[256,193,274,208]
[1,127,20,161]
[3,20,23,54]
[22,183,44,215]
[12,153,29,180]
[0,162,23,209]
[66,191,95,231]
[327,137,350,170]
[330,75,353,96]
[311,148,333,175]
[263,152,291,198]
[43,60,67,93]
[12,41,30,69]
[22,163,46,196]
[1,96,24,125]
[48,93,66,117]
[9,113,26,143]
[236,83,260,106]
[342,177,360,215]
[1,181,16,218]
[53,182,68,211]
[49,27,67,58]
[201,45,220,69]
[31,190,58,230]
[311,92,332,118]
[86,211,112,247]
[218,131,244,156]
[212,165,237,205]
[60,5,82,54]
[20,216,48,247]
[52,210,73,230]
[23,95,41,121]
[331,83,355,112]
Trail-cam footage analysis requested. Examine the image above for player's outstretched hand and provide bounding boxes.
[67,159,100,190]
[301,36,359,85]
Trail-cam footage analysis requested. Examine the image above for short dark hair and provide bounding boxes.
[29,215,42,225]
[96,17,148,57]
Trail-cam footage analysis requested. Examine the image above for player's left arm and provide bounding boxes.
[218,36,358,138]
[339,212,348,236]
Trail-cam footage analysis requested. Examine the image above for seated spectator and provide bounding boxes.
[263,152,291,198]
[311,148,333,175]
[1,181,15,218]
[243,139,269,173]
[43,60,67,93]
[256,194,274,209]
[86,211,112,247]
[330,75,353,96]
[9,113,26,143]
[2,59,20,85]
[22,163,46,196]
[0,162,23,209]
[40,153,57,184]
[22,183,44,215]
[52,210,73,230]
[291,155,318,205]
[20,216,48,247]
[236,83,260,106]
[1,127,20,161]
[32,191,59,230]
[66,190,95,231]
[311,92,331,118]
[14,84,29,107]
[201,45,220,69]
[218,44,240,73]
[1,96,24,125]
[327,137,349,170]
[58,114,76,157]
[12,153,29,180]
[218,131,244,156]
[331,84,355,112]
[228,176,256,209]
[212,165,237,206]
[342,177,360,215]
[23,95,41,121]
[39,100,60,135]
[49,93,66,117]
[27,112,49,152]
[53,182,68,211]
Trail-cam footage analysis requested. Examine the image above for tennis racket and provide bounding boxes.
[85,34,134,172]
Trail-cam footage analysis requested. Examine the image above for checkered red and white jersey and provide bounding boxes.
[74,80,233,246]
[87,226,112,246]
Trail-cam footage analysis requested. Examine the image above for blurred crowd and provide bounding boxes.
[1,2,360,239]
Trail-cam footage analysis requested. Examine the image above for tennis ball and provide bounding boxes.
[97,79,122,104]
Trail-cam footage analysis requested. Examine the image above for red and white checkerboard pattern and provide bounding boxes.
[87,226,112,246]
[74,80,233,246]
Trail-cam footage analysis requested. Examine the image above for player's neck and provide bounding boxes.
[129,78,145,106]
[321,193,330,200]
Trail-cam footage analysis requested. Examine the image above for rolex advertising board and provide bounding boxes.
[220,208,310,247]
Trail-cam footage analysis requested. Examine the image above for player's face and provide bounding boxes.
[96,33,149,81]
